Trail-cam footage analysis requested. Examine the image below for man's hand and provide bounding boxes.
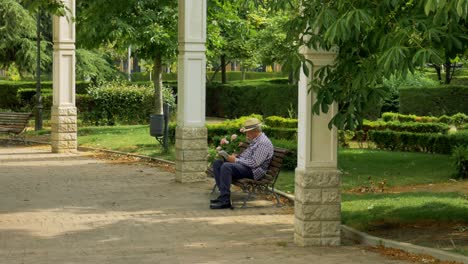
[226,154,236,163]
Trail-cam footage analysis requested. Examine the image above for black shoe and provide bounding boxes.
[210,198,221,203]
[210,200,232,209]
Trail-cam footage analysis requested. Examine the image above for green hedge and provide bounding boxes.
[130,71,287,82]
[399,85,468,116]
[382,112,468,126]
[264,116,298,128]
[207,71,287,82]
[362,120,450,134]
[0,81,90,110]
[206,80,297,118]
[369,130,468,154]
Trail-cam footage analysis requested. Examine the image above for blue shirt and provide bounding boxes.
[235,133,274,180]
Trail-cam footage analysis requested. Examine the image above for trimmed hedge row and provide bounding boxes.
[369,130,468,154]
[0,81,90,110]
[206,80,297,118]
[131,71,287,82]
[264,116,298,128]
[399,85,468,116]
[382,112,468,126]
[362,120,450,134]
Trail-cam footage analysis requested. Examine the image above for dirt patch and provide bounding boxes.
[367,245,465,264]
[346,181,468,258]
[387,181,468,195]
[367,222,468,257]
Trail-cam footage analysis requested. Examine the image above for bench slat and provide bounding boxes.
[0,112,32,136]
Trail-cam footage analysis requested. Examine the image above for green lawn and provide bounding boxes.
[342,192,468,230]
[276,148,455,194]
[77,125,175,161]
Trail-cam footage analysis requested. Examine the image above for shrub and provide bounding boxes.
[399,85,468,116]
[451,146,468,179]
[452,113,468,128]
[264,116,298,128]
[206,81,297,118]
[368,130,468,154]
[85,81,175,125]
[338,130,355,147]
[381,112,439,123]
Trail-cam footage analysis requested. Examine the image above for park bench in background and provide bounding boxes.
[0,112,33,142]
[207,142,289,208]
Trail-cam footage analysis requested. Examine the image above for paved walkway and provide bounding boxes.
[0,144,408,264]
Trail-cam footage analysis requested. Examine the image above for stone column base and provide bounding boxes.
[175,126,208,183]
[51,106,77,153]
[294,168,341,246]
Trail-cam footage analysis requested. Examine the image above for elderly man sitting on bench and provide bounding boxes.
[210,118,274,209]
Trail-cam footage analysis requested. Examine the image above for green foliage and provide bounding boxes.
[382,112,468,127]
[206,80,297,118]
[382,112,439,123]
[362,120,450,134]
[342,192,468,231]
[84,81,175,125]
[77,0,178,115]
[76,49,123,84]
[0,81,90,110]
[452,113,468,128]
[265,0,468,129]
[338,130,356,148]
[381,72,440,113]
[264,116,297,128]
[400,86,468,116]
[207,0,263,78]
[262,127,297,140]
[0,0,47,74]
[369,130,468,154]
[451,145,468,179]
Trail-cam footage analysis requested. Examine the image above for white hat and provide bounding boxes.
[240,118,262,132]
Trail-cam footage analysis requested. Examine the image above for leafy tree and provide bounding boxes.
[0,0,45,75]
[76,49,123,84]
[207,0,263,83]
[261,0,468,129]
[254,10,301,84]
[77,0,177,115]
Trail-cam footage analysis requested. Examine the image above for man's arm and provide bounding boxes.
[236,144,272,168]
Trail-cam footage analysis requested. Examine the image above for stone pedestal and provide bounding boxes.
[51,106,77,153]
[175,127,208,182]
[294,169,341,246]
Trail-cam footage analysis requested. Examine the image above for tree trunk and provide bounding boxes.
[134,51,140,72]
[221,54,227,84]
[444,61,452,85]
[153,52,164,115]
[432,64,442,82]
[241,61,246,81]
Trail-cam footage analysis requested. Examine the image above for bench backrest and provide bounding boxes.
[0,112,33,134]
[238,142,289,185]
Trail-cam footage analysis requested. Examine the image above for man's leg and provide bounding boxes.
[217,162,253,201]
[212,159,224,188]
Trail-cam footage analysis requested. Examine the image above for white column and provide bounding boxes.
[294,46,341,246]
[175,0,208,183]
[51,0,77,153]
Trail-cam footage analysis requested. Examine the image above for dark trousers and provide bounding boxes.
[212,159,254,201]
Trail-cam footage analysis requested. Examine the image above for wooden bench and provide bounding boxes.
[207,142,289,208]
[0,112,33,141]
